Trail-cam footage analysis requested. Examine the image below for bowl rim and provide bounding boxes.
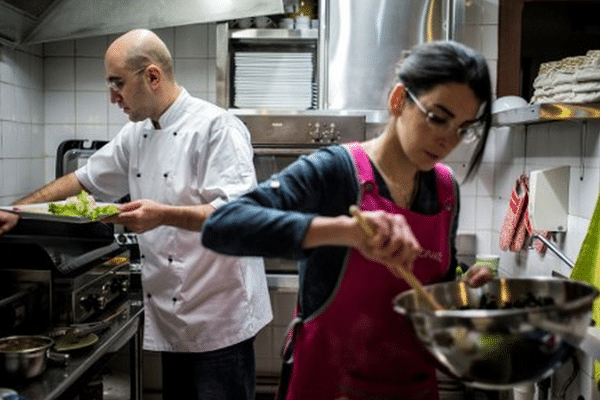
[393,277,599,318]
[0,335,54,354]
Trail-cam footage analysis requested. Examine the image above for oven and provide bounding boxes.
[236,113,366,393]
[238,113,367,273]
[0,228,132,328]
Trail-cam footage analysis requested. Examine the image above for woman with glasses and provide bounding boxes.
[202,40,494,400]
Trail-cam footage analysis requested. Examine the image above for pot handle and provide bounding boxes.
[47,350,70,364]
[70,305,127,335]
[50,305,127,338]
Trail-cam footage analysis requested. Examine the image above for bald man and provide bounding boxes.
[0,29,272,400]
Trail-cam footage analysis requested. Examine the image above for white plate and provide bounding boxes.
[0,202,120,223]
[54,333,99,352]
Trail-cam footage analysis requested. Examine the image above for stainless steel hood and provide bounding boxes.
[0,0,283,45]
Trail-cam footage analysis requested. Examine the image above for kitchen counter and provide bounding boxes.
[9,299,144,400]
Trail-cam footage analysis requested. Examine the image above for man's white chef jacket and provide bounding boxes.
[76,88,273,352]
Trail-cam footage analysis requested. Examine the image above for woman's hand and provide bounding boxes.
[354,210,422,275]
[461,264,495,288]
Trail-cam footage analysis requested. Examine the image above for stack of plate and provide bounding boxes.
[234,52,315,109]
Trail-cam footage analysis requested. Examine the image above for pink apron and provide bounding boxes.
[283,143,456,400]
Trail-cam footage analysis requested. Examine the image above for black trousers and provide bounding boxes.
[161,337,256,400]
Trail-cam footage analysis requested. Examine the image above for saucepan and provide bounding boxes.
[393,277,599,390]
[0,335,69,381]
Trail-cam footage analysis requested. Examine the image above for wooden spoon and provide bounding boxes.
[349,205,444,311]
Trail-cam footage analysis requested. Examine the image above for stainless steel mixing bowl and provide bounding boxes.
[393,277,598,390]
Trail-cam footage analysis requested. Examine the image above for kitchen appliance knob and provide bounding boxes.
[308,122,322,142]
[96,296,108,310]
[79,295,96,312]
[323,123,340,143]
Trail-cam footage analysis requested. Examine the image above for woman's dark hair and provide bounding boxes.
[396,40,492,181]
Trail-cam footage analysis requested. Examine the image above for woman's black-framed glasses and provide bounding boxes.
[404,87,484,144]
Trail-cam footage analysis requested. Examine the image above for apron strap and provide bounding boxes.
[346,142,380,200]
[276,315,303,400]
[433,163,456,212]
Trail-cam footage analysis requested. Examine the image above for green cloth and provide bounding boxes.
[571,191,600,386]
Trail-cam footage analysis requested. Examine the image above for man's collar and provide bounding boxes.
[153,87,188,130]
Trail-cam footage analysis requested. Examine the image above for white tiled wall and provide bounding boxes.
[0,24,217,202]
[0,43,45,205]
[41,24,218,185]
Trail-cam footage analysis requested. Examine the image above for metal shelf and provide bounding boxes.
[492,102,600,127]
[230,28,318,40]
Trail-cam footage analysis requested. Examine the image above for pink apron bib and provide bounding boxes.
[284,143,456,400]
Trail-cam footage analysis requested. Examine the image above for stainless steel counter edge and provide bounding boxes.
[17,300,144,400]
[267,274,299,291]
[230,109,389,124]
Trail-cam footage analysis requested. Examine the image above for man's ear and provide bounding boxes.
[146,65,161,88]
[388,83,406,116]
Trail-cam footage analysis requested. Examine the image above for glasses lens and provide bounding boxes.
[460,123,483,143]
[106,80,123,91]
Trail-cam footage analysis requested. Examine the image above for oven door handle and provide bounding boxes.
[252,148,317,157]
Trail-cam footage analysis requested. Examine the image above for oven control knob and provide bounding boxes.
[96,296,108,310]
[79,295,96,312]
[120,279,131,293]
[324,123,340,143]
[308,122,322,142]
[111,278,130,293]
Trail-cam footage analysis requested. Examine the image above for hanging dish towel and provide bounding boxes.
[500,174,531,252]
[500,174,549,253]
[571,190,600,389]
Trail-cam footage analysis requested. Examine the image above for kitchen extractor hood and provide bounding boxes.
[0,0,283,45]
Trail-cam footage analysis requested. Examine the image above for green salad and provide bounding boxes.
[48,191,120,221]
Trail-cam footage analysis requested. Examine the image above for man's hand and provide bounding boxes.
[103,199,165,233]
[103,199,214,233]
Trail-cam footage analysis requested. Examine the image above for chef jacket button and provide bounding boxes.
[172,297,177,302]
[173,132,177,136]
[163,173,168,178]
[136,173,141,178]
[147,293,152,298]
[168,256,173,263]
[143,134,148,138]
[365,182,374,192]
